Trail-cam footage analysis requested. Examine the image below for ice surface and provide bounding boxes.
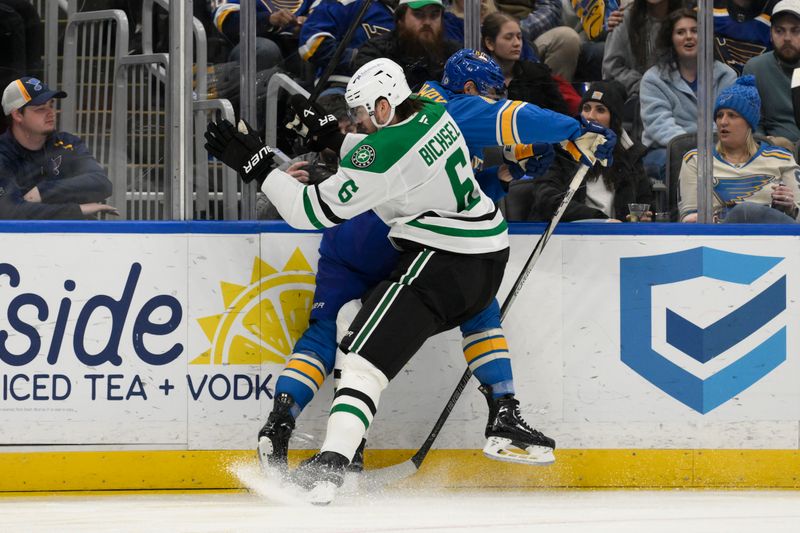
[2,487,800,532]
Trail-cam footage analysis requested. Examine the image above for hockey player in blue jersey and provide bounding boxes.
[233,50,615,474]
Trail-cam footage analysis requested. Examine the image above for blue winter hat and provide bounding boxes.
[713,75,761,131]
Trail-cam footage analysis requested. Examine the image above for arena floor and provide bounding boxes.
[3,488,800,532]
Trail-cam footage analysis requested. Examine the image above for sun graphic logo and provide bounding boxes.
[192,248,316,366]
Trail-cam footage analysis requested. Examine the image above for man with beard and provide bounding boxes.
[352,0,462,91]
[743,0,800,147]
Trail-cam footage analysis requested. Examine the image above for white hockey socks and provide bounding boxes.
[320,352,388,463]
[333,298,361,390]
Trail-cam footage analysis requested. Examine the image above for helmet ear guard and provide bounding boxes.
[345,58,412,129]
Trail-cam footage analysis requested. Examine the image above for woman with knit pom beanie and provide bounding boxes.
[678,75,800,223]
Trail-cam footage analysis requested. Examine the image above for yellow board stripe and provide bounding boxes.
[500,100,523,144]
[286,359,325,387]
[463,337,509,363]
[1,450,800,492]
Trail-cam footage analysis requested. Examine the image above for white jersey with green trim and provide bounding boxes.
[262,102,509,255]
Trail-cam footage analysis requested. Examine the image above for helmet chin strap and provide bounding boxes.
[369,105,395,130]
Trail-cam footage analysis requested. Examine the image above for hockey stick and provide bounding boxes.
[286,0,373,137]
[308,0,373,103]
[363,151,593,487]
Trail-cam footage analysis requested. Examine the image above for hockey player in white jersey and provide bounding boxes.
[205,58,612,503]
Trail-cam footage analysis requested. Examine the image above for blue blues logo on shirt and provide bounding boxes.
[619,247,787,414]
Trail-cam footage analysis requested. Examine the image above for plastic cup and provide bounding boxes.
[628,203,650,223]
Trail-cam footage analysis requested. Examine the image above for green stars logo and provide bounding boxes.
[351,145,376,168]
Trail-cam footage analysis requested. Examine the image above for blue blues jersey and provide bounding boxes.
[417,80,581,168]
[299,0,464,83]
[713,1,775,74]
[299,0,394,83]
[213,0,313,42]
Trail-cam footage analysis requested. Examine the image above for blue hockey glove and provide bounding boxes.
[569,117,617,167]
[503,143,555,178]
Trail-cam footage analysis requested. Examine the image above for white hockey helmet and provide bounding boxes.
[345,58,412,129]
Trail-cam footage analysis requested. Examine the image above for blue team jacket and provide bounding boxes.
[0,130,112,219]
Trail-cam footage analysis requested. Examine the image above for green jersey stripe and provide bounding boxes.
[406,218,508,238]
[302,188,325,229]
[330,403,370,430]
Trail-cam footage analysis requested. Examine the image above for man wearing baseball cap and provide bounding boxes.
[351,0,461,91]
[0,76,116,219]
[742,0,800,148]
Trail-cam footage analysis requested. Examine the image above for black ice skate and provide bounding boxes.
[257,393,295,474]
[340,438,366,494]
[479,385,556,466]
[291,451,349,505]
[347,438,366,474]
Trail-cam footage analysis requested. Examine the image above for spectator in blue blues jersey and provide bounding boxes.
[299,0,463,90]
[214,0,313,71]
[679,76,800,223]
[713,0,777,74]
[299,0,396,87]
[0,77,116,219]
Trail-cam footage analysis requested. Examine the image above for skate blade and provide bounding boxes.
[308,480,337,506]
[483,436,555,466]
[257,436,288,477]
[257,436,272,474]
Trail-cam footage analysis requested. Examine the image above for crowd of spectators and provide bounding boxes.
[2,0,800,223]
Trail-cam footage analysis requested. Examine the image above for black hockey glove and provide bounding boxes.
[305,163,335,185]
[287,94,345,153]
[205,119,276,185]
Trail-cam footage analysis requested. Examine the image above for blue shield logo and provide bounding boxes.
[620,247,786,413]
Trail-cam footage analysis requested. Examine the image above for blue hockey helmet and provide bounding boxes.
[441,49,506,97]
